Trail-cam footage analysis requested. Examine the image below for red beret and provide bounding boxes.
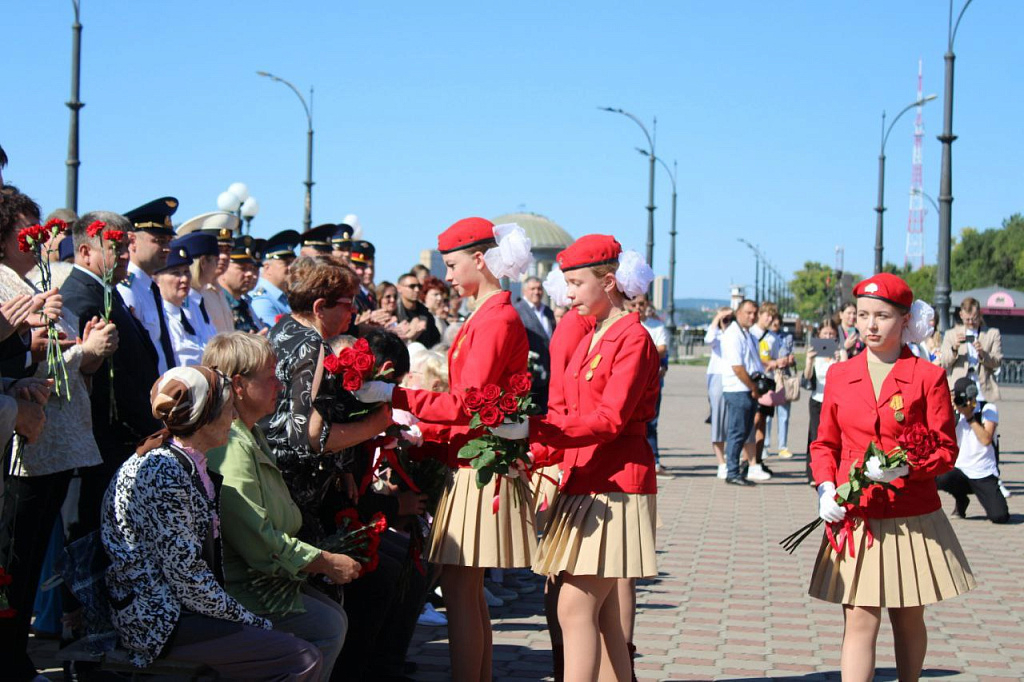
[556,234,622,272]
[438,217,496,254]
[853,273,913,309]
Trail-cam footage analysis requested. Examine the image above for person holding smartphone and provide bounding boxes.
[838,302,865,358]
[802,319,846,483]
[939,297,1003,407]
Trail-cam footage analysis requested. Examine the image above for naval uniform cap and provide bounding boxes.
[300,224,336,253]
[330,223,354,247]
[263,229,300,260]
[174,232,219,259]
[853,273,913,309]
[350,240,375,264]
[123,197,178,237]
[157,238,195,272]
[176,211,240,245]
[556,234,622,272]
[437,217,495,254]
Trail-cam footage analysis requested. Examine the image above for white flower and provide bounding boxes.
[864,455,884,480]
[543,266,570,307]
[484,223,534,279]
[903,299,935,345]
[615,250,655,298]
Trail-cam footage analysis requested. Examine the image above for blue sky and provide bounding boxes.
[3,1,1022,299]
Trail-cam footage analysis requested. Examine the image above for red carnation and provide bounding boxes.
[479,405,503,427]
[481,384,502,404]
[44,218,68,235]
[353,338,370,353]
[464,388,485,412]
[338,347,357,368]
[86,220,107,238]
[498,393,519,414]
[334,508,361,528]
[370,512,388,534]
[323,354,345,375]
[354,352,375,373]
[897,422,939,467]
[104,229,126,244]
[17,231,31,253]
[342,369,364,392]
[508,372,532,396]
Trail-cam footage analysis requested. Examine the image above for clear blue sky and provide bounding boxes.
[3,1,1022,300]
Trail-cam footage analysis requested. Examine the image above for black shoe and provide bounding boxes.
[760,463,774,476]
[726,477,755,486]
[953,498,969,518]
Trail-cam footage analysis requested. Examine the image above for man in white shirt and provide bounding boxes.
[117,197,177,373]
[936,377,1009,523]
[719,299,765,486]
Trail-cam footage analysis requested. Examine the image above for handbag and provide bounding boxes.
[775,369,801,402]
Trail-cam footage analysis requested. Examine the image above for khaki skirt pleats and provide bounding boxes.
[533,492,658,579]
[530,465,561,530]
[426,467,536,568]
[809,509,976,607]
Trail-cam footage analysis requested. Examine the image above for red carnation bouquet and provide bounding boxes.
[314,337,394,424]
[781,422,939,555]
[86,221,128,420]
[458,372,535,509]
[17,218,73,400]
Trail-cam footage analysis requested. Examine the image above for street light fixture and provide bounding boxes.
[738,238,761,301]
[911,188,941,215]
[258,70,314,231]
[638,149,678,356]
[935,0,976,332]
[599,107,657,271]
[874,94,937,274]
[217,183,260,234]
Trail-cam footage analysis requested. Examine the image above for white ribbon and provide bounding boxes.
[902,299,935,345]
[542,266,570,307]
[615,250,654,298]
[483,223,534,280]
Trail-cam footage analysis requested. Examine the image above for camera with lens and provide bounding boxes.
[952,378,979,407]
[750,371,776,395]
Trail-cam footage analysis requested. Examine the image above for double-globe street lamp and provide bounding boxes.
[874,94,937,274]
[935,0,976,332]
[599,107,657,272]
[638,150,678,355]
[217,183,260,234]
[258,71,314,231]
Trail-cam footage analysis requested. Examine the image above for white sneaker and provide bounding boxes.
[717,463,728,479]
[746,463,772,481]
[417,603,448,626]
[483,586,504,607]
[999,480,1011,498]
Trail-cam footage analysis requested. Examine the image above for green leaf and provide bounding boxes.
[469,413,482,430]
[476,469,493,488]
[866,442,884,460]
[836,482,853,503]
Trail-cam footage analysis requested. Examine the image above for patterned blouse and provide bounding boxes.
[259,316,350,544]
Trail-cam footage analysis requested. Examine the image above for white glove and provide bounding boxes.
[401,424,424,447]
[863,456,909,483]
[353,381,394,403]
[490,420,530,440]
[817,482,847,523]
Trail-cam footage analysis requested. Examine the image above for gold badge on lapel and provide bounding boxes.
[890,394,905,422]
[453,335,466,360]
[585,354,602,381]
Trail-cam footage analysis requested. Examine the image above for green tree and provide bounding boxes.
[881,262,937,303]
[789,261,835,320]
[951,213,1024,290]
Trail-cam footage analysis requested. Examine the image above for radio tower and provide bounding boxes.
[904,60,926,270]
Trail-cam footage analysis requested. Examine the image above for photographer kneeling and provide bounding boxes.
[936,377,1009,524]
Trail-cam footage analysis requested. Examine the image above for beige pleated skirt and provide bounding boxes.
[533,492,658,579]
[426,467,537,568]
[531,465,561,530]
[809,509,976,607]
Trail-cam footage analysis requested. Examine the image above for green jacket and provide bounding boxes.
[207,420,321,615]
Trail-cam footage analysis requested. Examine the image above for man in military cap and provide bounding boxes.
[177,211,240,279]
[218,235,265,333]
[351,240,377,315]
[117,196,179,372]
[251,230,298,329]
[299,223,335,257]
[331,223,354,265]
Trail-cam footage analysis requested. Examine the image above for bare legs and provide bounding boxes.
[712,442,726,466]
[841,605,928,682]
[440,565,492,682]
[559,574,632,682]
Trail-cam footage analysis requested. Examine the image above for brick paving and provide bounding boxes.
[29,365,1024,680]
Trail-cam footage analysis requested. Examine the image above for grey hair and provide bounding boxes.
[72,211,131,250]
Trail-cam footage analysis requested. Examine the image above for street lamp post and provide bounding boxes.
[65,0,84,212]
[639,150,678,356]
[738,239,761,302]
[935,0,975,332]
[217,183,259,234]
[874,94,937,274]
[600,107,656,270]
[258,71,314,231]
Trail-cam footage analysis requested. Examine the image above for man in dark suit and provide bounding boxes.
[61,211,162,539]
[515,276,555,411]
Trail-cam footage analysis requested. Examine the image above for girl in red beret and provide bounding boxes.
[529,234,661,682]
[352,217,536,682]
[809,273,974,681]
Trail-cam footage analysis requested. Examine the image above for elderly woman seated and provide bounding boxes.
[101,365,322,680]
[204,332,357,680]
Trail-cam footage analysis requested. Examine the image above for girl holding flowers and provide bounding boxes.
[809,273,975,682]
[528,234,660,682]
[352,217,535,682]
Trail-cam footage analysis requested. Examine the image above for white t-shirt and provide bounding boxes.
[705,326,728,375]
[954,403,999,479]
[720,322,763,393]
[641,317,668,351]
[811,356,835,403]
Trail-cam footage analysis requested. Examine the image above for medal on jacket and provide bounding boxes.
[453,335,466,360]
[890,394,905,422]
[585,354,602,381]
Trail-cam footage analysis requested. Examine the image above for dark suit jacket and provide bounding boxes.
[514,298,555,411]
[396,300,441,349]
[61,266,162,464]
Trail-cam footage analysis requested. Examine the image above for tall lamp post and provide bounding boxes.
[638,150,678,355]
[738,239,761,301]
[65,0,84,212]
[258,71,314,231]
[935,0,975,332]
[600,107,656,270]
[874,94,937,274]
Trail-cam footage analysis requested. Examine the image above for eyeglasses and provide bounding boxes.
[325,296,353,308]
[401,282,422,290]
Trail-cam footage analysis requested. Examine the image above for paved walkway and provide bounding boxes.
[408,365,1024,681]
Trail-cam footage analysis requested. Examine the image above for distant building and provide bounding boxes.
[419,249,446,279]
[652,275,670,313]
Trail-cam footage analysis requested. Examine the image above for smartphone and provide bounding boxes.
[811,337,839,356]
[965,332,976,344]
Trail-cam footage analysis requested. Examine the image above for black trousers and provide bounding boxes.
[805,399,823,481]
[936,469,1009,523]
[0,470,73,681]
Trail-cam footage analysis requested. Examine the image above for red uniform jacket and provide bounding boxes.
[810,347,958,519]
[547,308,596,417]
[531,313,660,495]
[391,291,528,468]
